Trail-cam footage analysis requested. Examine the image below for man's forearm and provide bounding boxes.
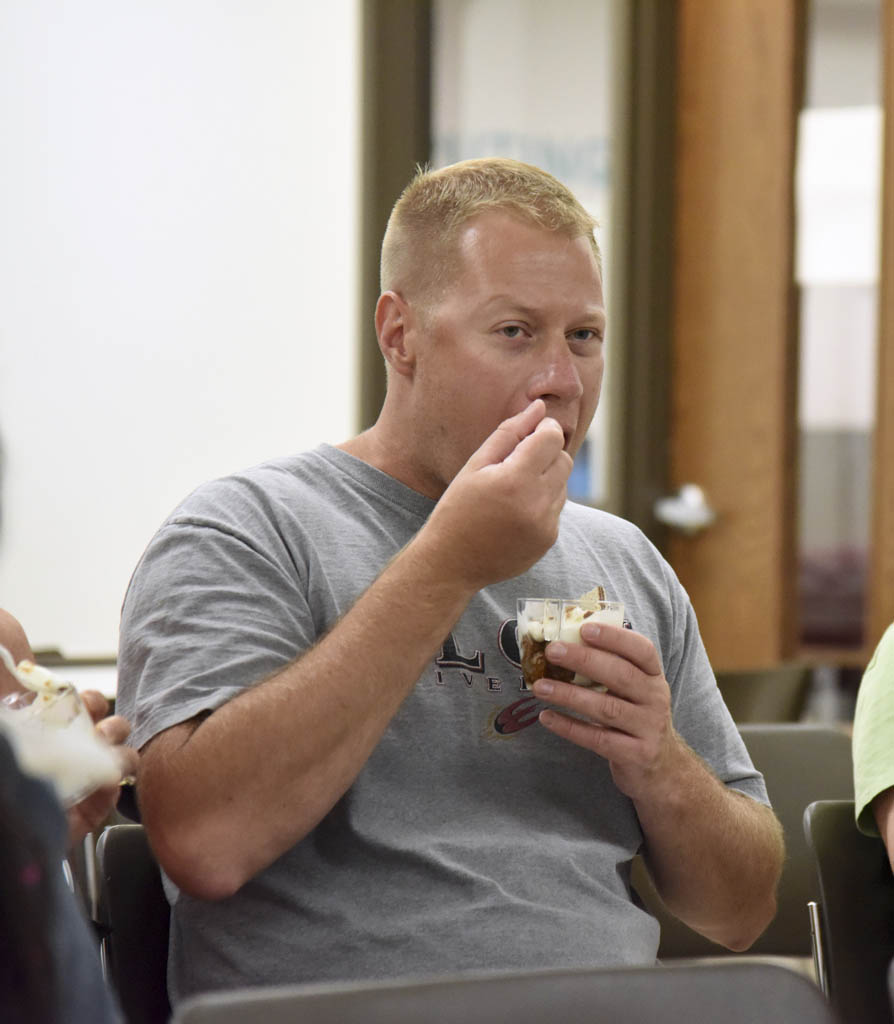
[528,624,784,951]
[635,741,784,951]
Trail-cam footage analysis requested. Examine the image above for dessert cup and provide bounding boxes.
[517,596,624,688]
[0,646,121,806]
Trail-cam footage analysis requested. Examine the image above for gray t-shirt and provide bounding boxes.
[117,444,768,1002]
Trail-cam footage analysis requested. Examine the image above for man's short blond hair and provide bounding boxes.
[380,158,601,307]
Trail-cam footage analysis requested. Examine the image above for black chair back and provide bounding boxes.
[804,799,894,1024]
[95,823,172,1024]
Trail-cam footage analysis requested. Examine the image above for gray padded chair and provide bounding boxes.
[716,663,812,723]
[95,823,171,1024]
[804,799,894,1024]
[173,961,837,1024]
[633,723,853,963]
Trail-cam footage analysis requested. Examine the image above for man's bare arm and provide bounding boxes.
[630,750,783,950]
[137,402,572,901]
[532,624,784,951]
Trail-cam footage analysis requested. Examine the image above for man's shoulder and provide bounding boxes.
[169,448,334,520]
[560,500,654,547]
[557,501,676,597]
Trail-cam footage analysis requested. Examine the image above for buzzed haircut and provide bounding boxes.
[380,158,601,307]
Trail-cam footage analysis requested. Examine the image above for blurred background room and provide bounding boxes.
[0,0,892,729]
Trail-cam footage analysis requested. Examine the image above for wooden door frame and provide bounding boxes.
[356,0,432,432]
[610,0,678,543]
[869,0,894,648]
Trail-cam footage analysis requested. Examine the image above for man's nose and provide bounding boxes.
[529,338,584,403]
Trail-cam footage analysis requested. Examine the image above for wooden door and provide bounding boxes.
[667,0,804,671]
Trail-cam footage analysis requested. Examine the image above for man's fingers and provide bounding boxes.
[81,689,110,724]
[95,713,133,747]
[539,708,641,761]
[539,631,668,714]
[578,623,663,677]
[465,400,546,469]
[537,438,574,487]
[507,416,567,475]
[545,623,663,683]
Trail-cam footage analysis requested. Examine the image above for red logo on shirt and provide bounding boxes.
[492,696,544,735]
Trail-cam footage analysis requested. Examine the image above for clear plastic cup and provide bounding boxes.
[2,682,94,732]
[517,596,624,688]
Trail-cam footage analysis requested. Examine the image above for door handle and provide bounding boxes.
[653,484,717,536]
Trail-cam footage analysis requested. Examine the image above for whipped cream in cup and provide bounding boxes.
[517,596,624,689]
[0,644,121,806]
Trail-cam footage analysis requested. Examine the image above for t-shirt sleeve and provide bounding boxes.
[853,623,894,835]
[660,564,770,807]
[117,502,316,752]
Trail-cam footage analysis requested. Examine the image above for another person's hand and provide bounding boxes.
[531,622,684,801]
[0,608,34,696]
[425,399,571,591]
[66,690,140,847]
[1,610,139,843]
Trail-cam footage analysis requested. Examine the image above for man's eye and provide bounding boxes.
[501,325,524,339]
[570,329,602,343]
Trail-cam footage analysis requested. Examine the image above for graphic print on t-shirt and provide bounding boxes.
[435,631,507,693]
[434,620,545,740]
[435,598,632,741]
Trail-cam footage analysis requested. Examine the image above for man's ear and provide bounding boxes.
[376,291,417,377]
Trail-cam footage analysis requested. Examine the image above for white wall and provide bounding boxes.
[0,1,360,656]
[796,106,881,431]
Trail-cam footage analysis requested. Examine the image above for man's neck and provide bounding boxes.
[337,426,445,501]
